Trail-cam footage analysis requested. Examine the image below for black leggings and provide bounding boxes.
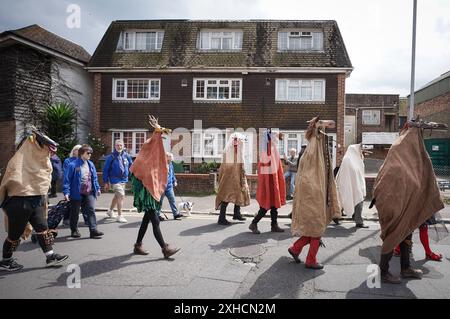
[2,196,52,258]
[136,209,165,248]
[252,206,279,225]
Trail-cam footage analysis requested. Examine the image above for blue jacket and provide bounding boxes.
[102,151,133,184]
[63,158,101,200]
[63,156,77,172]
[166,162,177,191]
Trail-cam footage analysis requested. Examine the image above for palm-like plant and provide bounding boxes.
[42,102,78,158]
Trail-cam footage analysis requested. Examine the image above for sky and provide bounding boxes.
[1,0,449,96]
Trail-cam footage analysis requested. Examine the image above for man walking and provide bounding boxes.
[156,153,184,221]
[103,140,133,223]
[284,148,298,200]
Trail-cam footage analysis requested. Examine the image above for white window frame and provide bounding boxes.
[111,130,148,156]
[362,110,381,125]
[193,78,242,102]
[275,79,325,102]
[276,131,304,157]
[278,30,324,52]
[118,30,164,52]
[191,130,227,158]
[112,78,161,101]
[197,30,243,51]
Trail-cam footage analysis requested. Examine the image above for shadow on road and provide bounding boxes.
[346,280,417,299]
[38,253,162,288]
[209,230,291,252]
[241,256,324,299]
[179,222,242,236]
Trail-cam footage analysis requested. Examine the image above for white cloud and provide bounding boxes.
[1,0,449,96]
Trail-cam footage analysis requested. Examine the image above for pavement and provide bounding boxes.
[0,192,450,299]
[48,190,450,222]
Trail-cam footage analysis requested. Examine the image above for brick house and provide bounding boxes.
[410,71,450,174]
[345,93,399,161]
[0,25,93,175]
[87,20,353,174]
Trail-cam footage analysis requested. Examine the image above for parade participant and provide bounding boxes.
[372,119,446,284]
[63,144,103,239]
[0,128,68,271]
[131,116,180,258]
[249,129,286,234]
[103,139,133,223]
[215,133,250,225]
[336,143,368,228]
[393,218,443,261]
[289,117,341,269]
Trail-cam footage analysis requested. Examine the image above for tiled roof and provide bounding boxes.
[88,20,352,69]
[1,24,91,63]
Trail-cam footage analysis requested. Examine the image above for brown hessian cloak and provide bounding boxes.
[0,135,52,238]
[373,126,444,254]
[215,133,250,210]
[291,123,341,238]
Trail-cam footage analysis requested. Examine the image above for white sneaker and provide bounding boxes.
[117,216,127,223]
[106,210,115,218]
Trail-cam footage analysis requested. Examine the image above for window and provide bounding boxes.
[276,79,325,102]
[277,132,303,156]
[192,131,226,158]
[193,78,242,101]
[278,30,324,51]
[117,30,164,52]
[197,30,243,51]
[112,131,147,156]
[113,79,160,101]
[362,110,381,125]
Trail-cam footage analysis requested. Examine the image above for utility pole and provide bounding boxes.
[409,0,417,120]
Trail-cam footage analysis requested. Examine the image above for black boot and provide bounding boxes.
[218,202,231,225]
[232,205,246,221]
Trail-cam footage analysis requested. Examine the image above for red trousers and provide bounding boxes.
[290,236,321,265]
[394,224,433,255]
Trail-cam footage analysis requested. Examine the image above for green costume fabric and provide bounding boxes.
[130,174,161,213]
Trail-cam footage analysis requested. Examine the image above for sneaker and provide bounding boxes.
[116,216,127,223]
[90,230,104,238]
[173,214,184,220]
[46,254,69,267]
[0,258,24,272]
[71,230,81,238]
[106,210,115,218]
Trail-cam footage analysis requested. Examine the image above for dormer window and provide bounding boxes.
[197,30,243,51]
[116,30,164,52]
[278,30,323,51]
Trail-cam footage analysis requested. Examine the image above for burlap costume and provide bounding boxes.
[0,137,52,238]
[373,126,444,254]
[291,126,341,238]
[215,133,250,210]
[130,130,168,212]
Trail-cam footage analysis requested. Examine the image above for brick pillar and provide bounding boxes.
[336,73,346,166]
[92,73,101,137]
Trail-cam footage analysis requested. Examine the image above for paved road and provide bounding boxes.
[1,209,450,299]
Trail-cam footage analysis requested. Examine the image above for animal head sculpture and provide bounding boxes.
[305,116,335,141]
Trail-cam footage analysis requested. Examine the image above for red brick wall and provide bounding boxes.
[0,120,16,179]
[336,74,346,165]
[92,73,102,137]
[414,92,450,139]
